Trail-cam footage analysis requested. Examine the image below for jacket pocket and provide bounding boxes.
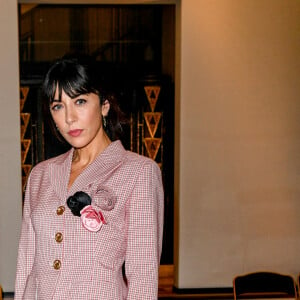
[68,263,117,299]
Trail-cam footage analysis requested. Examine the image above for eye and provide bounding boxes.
[75,98,87,105]
[51,103,63,111]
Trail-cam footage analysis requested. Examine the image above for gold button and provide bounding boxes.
[53,259,61,270]
[55,232,63,243]
[56,206,65,215]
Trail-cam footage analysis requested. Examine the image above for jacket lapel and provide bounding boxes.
[49,148,74,201]
[48,141,127,201]
[68,140,126,196]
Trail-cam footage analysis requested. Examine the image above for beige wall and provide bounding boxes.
[176,0,300,289]
[0,0,22,292]
[1,0,300,293]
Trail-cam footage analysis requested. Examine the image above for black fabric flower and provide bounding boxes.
[67,191,92,217]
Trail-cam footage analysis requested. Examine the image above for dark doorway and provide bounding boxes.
[19,4,175,264]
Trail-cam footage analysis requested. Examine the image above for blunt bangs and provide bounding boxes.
[43,58,98,104]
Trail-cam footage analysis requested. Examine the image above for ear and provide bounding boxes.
[101,100,110,117]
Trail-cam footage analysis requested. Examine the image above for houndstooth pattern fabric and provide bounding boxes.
[14,140,164,300]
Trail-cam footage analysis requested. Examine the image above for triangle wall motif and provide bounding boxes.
[20,113,31,139]
[20,86,32,194]
[20,87,29,111]
[144,112,162,138]
[144,138,161,161]
[144,86,161,112]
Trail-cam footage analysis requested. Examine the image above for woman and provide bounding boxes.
[15,56,164,299]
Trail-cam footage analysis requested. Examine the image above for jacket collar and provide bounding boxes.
[49,140,126,201]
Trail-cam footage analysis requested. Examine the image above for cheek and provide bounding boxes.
[91,113,101,129]
[88,107,101,123]
[51,112,62,125]
[50,111,66,131]
[50,111,57,123]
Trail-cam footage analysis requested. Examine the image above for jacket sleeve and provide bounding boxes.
[14,172,36,300]
[125,160,164,299]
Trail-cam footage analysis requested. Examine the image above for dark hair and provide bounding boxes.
[42,55,125,142]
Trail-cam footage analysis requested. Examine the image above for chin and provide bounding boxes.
[70,143,87,149]
[65,139,85,149]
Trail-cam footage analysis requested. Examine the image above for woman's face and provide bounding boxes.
[50,88,109,149]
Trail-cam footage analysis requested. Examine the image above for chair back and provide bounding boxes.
[233,271,297,300]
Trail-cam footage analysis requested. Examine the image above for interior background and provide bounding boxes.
[0,0,300,294]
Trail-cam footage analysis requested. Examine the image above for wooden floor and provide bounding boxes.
[158,265,233,299]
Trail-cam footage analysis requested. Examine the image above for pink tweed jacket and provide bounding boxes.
[15,141,164,300]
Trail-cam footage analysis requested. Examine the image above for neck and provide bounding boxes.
[72,135,111,166]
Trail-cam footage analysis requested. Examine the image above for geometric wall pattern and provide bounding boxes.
[20,86,32,193]
[143,85,163,168]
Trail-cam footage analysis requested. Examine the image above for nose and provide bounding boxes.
[65,106,77,125]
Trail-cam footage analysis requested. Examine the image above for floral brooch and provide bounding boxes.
[67,191,106,232]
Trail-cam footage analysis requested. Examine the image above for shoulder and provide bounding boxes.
[123,150,162,182]
[108,140,160,172]
[125,150,159,169]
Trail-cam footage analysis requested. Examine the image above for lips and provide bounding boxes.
[68,129,83,137]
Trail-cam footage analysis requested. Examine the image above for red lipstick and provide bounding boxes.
[68,129,83,137]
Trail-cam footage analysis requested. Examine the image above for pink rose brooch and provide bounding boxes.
[66,191,107,232]
[80,205,106,232]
